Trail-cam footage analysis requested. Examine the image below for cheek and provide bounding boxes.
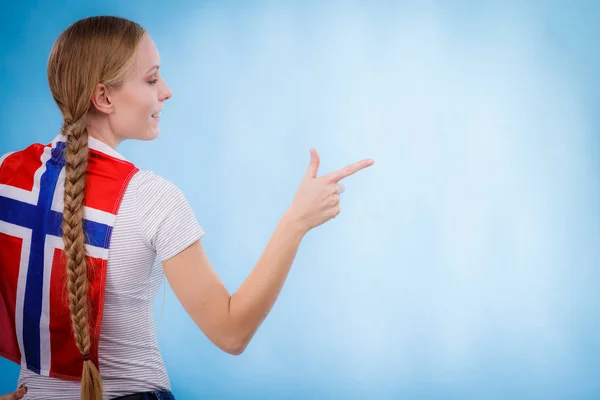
[125,96,153,124]
[142,92,157,120]
[112,86,158,137]
[132,91,153,116]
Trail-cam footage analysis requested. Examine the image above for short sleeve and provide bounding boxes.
[135,170,205,262]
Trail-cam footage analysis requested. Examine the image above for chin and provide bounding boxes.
[141,129,160,141]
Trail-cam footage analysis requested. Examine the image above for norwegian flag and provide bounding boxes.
[0,135,138,381]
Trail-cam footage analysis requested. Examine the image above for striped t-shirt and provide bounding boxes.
[1,136,205,399]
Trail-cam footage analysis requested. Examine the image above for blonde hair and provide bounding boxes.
[47,16,146,400]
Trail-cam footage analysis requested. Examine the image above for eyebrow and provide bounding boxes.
[146,65,160,74]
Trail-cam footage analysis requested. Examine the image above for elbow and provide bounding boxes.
[215,331,250,355]
[219,336,249,355]
[212,304,256,355]
[225,342,247,356]
[201,328,248,355]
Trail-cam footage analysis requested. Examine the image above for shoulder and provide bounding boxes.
[130,169,193,218]
[130,169,186,198]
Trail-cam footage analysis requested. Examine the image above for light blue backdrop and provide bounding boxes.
[1,1,599,399]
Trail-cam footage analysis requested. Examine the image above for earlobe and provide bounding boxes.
[91,83,113,115]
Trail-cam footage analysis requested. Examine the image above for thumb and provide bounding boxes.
[305,148,320,179]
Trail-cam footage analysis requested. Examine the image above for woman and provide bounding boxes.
[0,16,374,400]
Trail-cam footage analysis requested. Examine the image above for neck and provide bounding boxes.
[86,122,122,151]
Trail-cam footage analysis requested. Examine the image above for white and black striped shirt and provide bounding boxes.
[1,137,205,399]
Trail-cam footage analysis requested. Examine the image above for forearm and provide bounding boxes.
[227,210,306,349]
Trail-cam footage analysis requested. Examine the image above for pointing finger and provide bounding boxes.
[324,159,374,183]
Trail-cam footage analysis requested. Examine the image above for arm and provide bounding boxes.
[163,210,306,355]
[163,149,373,355]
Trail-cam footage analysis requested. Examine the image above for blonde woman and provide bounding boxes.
[0,16,374,400]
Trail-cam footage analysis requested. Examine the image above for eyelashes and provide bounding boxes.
[149,79,158,86]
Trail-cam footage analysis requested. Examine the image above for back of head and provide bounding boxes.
[47,16,145,400]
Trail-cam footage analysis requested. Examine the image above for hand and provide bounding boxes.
[0,386,27,400]
[287,148,374,233]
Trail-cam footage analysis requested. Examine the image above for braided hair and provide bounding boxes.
[47,16,146,399]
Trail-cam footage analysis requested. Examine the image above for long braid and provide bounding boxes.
[62,116,103,399]
[47,15,147,399]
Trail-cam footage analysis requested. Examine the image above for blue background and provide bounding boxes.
[1,1,599,399]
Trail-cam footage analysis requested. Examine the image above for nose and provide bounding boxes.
[160,81,172,101]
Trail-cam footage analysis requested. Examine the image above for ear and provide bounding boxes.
[91,83,114,115]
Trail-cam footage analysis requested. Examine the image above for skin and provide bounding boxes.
[163,151,374,354]
[87,34,172,148]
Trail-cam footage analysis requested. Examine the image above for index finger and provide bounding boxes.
[324,159,374,182]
